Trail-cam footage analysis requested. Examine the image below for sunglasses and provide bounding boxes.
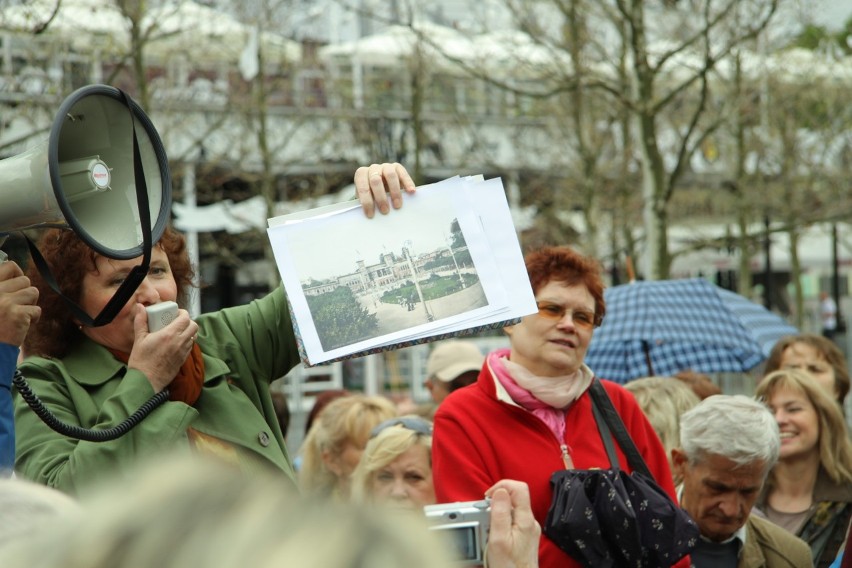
[535,301,599,330]
[370,416,433,439]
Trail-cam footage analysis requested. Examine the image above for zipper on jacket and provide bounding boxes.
[560,443,574,469]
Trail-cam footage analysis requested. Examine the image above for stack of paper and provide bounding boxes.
[267,176,537,367]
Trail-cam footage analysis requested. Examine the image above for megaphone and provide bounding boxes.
[0,84,171,260]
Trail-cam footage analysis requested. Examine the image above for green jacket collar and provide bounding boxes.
[63,337,230,386]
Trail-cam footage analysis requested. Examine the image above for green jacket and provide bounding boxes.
[14,288,300,495]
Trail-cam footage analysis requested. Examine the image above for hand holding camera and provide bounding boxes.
[485,480,540,568]
[424,480,540,568]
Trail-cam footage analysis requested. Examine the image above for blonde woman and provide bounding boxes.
[624,376,700,482]
[755,369,852,568]
[298,394,396,500]
[351,416,435,510]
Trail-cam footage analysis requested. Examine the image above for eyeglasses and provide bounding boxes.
[535,301,599,330]
[369,416,433,439]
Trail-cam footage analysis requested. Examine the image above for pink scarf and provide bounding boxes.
[488,349,592,448]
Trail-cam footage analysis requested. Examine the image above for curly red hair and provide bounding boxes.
[524,246,606,326]
[24,226,195,358]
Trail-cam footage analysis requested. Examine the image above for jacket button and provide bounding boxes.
[258,432,270,447]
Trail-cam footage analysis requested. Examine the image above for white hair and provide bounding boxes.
[679,395,780,472]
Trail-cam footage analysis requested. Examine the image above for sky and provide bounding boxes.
[282,0,852,43]
[804,0,852,30]
[8,0,852,39]
[278,190,464,283]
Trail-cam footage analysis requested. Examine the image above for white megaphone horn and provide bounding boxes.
[0,84,171,261]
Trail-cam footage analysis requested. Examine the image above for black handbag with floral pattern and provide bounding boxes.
[543,380,699,568]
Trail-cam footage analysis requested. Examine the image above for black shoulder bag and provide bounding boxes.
[543,380,699,568]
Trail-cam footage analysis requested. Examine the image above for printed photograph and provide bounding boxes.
[284,193,488,351]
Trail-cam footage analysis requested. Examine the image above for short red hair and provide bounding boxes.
[524,246,606,326]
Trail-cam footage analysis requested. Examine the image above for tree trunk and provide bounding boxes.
[251,40,280,293]
[410,44,425,185]
[637,114,670,280]
[736,213,753,296]
[627,0,669,280]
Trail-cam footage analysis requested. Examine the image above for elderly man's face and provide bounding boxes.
[672,450,767,542]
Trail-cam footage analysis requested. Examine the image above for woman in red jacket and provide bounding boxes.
[431,245,685,568]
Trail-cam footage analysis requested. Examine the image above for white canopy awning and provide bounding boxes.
[320,22,471,71]
[0,0,130,52]
[142,1,301,64]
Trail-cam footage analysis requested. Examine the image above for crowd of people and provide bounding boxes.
[0,161,850,568]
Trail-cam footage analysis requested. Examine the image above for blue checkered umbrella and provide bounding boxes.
[585,278,799,384]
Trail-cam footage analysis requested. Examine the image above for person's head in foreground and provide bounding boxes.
[0,477,80,548]
[0,455,453,568]
[673,394,780,542]
[505,245,605,378]
[351,415,435,509]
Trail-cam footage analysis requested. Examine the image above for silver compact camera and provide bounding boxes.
[424,499,491,566]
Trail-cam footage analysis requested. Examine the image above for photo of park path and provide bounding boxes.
[360,280,488,336]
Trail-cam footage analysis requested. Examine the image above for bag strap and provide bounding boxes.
[590,396,620,469]
[589,380,653,478]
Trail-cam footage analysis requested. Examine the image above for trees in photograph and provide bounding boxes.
[308,286,379,350]
[420,273,478,300]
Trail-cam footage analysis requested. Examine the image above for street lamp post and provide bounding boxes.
[184,158,201,318]
[446,236,466,290]
[403,241,433,322]
[831,222,846,341]
[763,215,773,311]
